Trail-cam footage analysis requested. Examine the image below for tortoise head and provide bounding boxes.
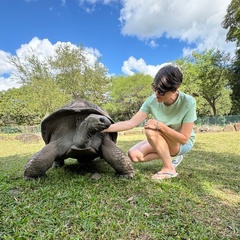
[82,114,111,132]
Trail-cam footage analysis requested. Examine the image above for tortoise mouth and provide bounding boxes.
[95,116,111,130]
[84,114,111,131]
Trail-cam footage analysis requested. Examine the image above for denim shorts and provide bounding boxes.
[175,136,194,156]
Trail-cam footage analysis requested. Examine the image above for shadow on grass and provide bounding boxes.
[61,158,115,176]
[0,153,116,181]
[130,146,240,238]
[135,144,239,195]
[1,144,239,239]
[1,142,239,192]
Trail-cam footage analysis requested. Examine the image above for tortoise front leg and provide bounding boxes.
[24,142,58,180]
[101,136,134,178]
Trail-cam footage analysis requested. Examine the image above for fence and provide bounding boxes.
[1,115,240,134]
[195,115,240,126]
[0,125,40,134]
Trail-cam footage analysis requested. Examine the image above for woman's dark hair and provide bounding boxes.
[154,64,183,92]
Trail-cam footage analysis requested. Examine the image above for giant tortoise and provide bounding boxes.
[24,99,134,179]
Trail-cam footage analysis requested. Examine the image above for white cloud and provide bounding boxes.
[84,47,102,64]
[122,56,171,77]
[0,0,236,89]
[0,37,103,91]
[79,0,235,75]
[147,40,158,48]
[0,50,14,75]
[0,50,21,90]
[119,0,235,55]
[78,0,118,13]
[0,77,21,91]
[16,37,55,61]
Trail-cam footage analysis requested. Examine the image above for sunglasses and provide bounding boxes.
[151,83,166,96]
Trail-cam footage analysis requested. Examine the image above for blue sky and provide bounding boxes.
[0,0,235,90]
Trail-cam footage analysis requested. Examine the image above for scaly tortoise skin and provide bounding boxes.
[24,99,134,179]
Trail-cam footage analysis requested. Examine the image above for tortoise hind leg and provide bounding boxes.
[24,142,58,180]
[52,157,65,168]
[100,136,134,178]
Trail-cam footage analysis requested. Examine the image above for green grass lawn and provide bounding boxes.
[0,132,239,239]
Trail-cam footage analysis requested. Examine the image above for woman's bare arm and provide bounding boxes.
[103,111,148,132]
[145,119,194,145]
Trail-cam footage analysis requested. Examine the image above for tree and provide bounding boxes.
[105,74,153,121]
[176,50,232,117]
[7,43,110,125]
[191,49,232,116]
[222,0,240,46]
[9,52,69,116]
[49,44,109,106]
[222,0,240,114]
[229,55,240,113]
[175,59,199,95]
[175,59,206,116]
[0,87,41,126]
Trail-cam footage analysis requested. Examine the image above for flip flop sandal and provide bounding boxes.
[151,172,178,180]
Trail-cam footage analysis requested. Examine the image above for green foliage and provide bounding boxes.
[8,52,70,116]
[222,0,240,114]
[222,0,240,47]
[50,44,109,105]
[2,43,109,125]
[104,74,153,121]
[193,49,232,116]
[0,132,239,239]
[229,52,240,114]
[0,41,237,124]
[177,49,232,116]
[0,88,41,126]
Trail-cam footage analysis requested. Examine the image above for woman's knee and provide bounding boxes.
[128,149,141,162]
[145,128,160,141]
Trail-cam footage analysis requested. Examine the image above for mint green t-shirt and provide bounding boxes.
[140,91,197,145]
